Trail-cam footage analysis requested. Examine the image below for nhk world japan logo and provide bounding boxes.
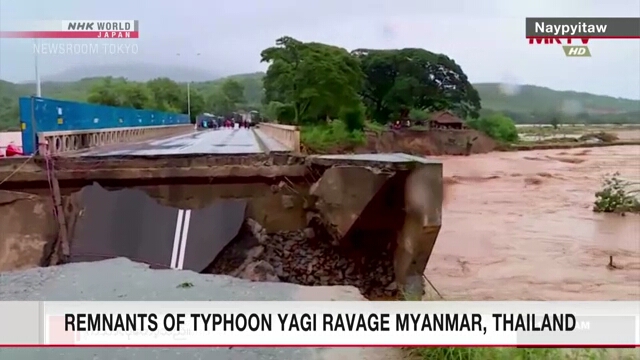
[528,37,592,57]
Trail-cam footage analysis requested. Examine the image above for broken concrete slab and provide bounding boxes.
[308,166,393,242]
[0,182,250,273]
[70,183,247,272]
[0,258,406,360]
[395,165,443,296]
[306,153,443,298]
[308,152,440,168]
[0,190,57,271]
[0,153,307,186]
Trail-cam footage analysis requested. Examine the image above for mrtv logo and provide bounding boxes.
[528,37,592,57]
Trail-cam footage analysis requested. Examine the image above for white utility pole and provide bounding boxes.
[176,52,201,121]
[34,39,41,97]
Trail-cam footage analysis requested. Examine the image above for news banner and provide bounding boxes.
[0,301,638,347]
[0,20,139,39]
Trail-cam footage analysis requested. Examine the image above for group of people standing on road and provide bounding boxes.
[199,116,252,130]
[221,118,252,129]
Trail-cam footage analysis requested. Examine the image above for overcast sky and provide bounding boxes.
[1,0,639,99]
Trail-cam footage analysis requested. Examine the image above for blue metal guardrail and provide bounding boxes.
[19,97,190,155]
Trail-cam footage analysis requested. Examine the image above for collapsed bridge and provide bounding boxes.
[1,98,443,299]
[0,151,442,298]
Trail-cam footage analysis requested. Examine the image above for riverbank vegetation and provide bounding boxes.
[300,120,366,153]
[466,113,519,144]
[593,173,640,214]
[258,37,523,147]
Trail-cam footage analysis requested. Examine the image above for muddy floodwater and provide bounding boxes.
[428,145,640,300]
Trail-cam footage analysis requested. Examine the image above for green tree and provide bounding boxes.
[119,82,151,109]
[220,79,245,106]
[353,48,481,124]
[87,77,122,106]
[466,113,519,143]
[409,108,429,120]
[264,101,295,123]
[550,116,560,129]
[209,90,233,115]
[261,36,363,124]
[146,77,183,112]
[208,79,246,115]
[339,102,366,131]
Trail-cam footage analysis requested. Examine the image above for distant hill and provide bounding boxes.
[1,67,639,130]
[191,73,640,116]
[474,83,640,115]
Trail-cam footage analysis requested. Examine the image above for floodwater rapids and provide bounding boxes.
[427,145,640,300]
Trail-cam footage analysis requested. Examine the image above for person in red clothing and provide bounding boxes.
[5,142,23,157]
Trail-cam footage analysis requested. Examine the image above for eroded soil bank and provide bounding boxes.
[304,129,498,156]
[361,129,497,155]
[427,145,640,300]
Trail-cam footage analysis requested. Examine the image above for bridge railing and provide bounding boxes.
[36,124,193,155]
[257,122,300,152]
[19,97,192,155]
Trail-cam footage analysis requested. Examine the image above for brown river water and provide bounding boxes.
[427,145,640,301]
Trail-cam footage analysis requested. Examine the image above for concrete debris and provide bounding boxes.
[281,195,295,209]
[210,155,444,299]
[241,260,280,282]
[245,218,268,244]
[247,245,264,259]
[303,227,315,240]
[210,224,397,299]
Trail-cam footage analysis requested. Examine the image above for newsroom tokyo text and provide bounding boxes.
[33,42,138,55]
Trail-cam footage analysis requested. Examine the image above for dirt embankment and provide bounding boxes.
[356,129,497,156]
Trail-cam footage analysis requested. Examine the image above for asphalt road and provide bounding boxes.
[81,128,288,156]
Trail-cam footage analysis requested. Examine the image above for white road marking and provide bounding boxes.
[170,209,184,269]
[176,209,191,270]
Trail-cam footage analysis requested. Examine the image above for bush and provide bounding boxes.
[466,113,519,143]
[339,102,366,131]
[364,121,386,134]
[301,119,365,152]
[409,108,430,120]
[593,172,640,214]
[265,101,296,124]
